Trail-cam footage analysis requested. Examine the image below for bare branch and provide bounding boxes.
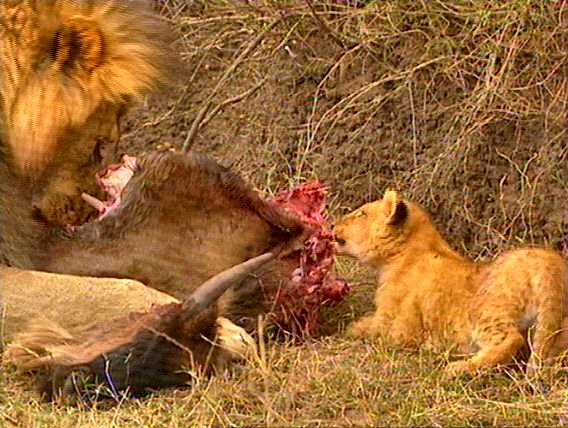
[182,15,293,152]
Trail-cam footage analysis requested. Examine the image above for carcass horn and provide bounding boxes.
[187,252,275,309]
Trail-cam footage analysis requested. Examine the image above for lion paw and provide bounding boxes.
[445,360,476,377]
[36,191,98,226]
[347,316,379,339]
[216,317,256,360]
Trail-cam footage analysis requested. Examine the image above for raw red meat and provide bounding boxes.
[270,182,349,336]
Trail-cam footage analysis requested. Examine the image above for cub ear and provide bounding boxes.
[52,17,104,73]
[382,190,408,226]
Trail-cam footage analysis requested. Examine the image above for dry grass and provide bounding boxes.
[3,326,568,425]
[3,262,568,427]
[3,0,568,426]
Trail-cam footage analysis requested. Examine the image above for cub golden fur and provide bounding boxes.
[0,0,171,225]
[334,190,567,374]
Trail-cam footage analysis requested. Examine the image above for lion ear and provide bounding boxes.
[382,190,408,226]
[52,17,104,73]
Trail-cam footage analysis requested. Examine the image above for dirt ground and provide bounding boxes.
[121,0,567,259]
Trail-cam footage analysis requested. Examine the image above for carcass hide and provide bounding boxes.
[1,150,308,331]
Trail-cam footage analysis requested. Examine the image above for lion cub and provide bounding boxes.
[334,190,567,375]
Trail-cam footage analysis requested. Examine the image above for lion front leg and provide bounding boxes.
[348,308,423,349]
[348,315,381,339]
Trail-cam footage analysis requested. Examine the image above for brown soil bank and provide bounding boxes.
[123,0,567,257]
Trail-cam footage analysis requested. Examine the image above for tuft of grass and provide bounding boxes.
[3,329,568,427]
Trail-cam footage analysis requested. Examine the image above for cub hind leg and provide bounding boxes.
[447,320,525,375]
[448,248,567,376]
[527,266,567,370]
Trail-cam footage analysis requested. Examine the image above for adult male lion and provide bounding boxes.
[334,190,567,375]
[0,0,171,227]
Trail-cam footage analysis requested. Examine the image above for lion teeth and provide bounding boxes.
[81,192,104,211]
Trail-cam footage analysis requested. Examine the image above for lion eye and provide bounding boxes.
[354,210,367,218]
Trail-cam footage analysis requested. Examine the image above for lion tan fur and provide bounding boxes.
[0,266,176,342]
[1,267,254,372]
[334,190,568,375]
[0,0,171,225]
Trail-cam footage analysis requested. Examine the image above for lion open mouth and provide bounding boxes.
[82,154,139,220]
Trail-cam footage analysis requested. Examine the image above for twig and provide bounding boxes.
[141,87,191,128]
[1,413,19,427]
[303,0,348,49]
[200,77,269,129]
[182,15,292,152]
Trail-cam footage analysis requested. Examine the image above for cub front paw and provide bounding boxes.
[347,316,378,339]
[445,359,476,377]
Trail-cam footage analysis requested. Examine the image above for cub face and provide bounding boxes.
[334,190,409,265]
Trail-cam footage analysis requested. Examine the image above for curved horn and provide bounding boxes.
[189,252,275,308]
